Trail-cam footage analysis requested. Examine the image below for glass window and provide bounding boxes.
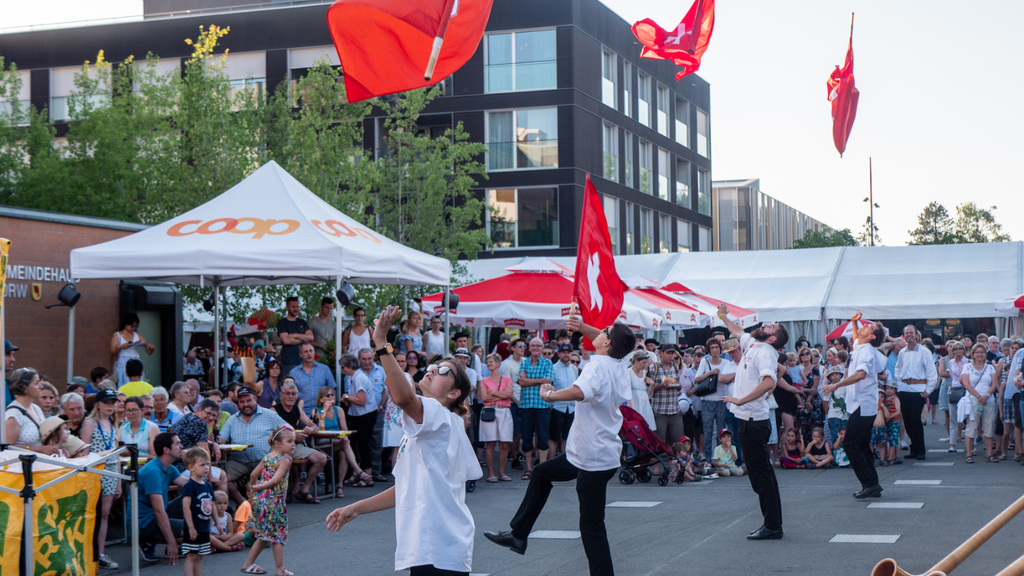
[698,225,711,251]
[486,30,557,92]
[601,50,616,109]
[486,108,558,170]
[697,169,710,215]
[625,202,634,255]
[603,195,619,255]
[637,73,650,127]
[675,160,690,208]
[623,62,632,118]
[639,140,652,194]
[602,123,617,181]
[697,108,709,157]
[640,208,653,254]
[657,84,669,137]
[675,99,688,147]
[657,148,669,201]
[486,187,559,248]
[659,214,671,253]
[624,132,634,187]
[677,220,691,252]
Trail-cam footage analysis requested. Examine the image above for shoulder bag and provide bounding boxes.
[694,357,719,397]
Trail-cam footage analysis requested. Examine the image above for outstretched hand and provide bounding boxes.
[717,303,728,317]
[326,505,360,531]
[851,311,862,323]
[372,306,404,347]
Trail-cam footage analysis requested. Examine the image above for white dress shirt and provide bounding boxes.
[728,333,778,422]
[566,354,631,472]
[846,343,887,416]
[894,343,938,394]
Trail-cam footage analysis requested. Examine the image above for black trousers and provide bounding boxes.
[844,409,878,490]
[737,418,782,531]
[898,391,927,457]
[509,453,617,576]
[349,411,377,470]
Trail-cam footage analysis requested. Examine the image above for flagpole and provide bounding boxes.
[424,0,458,81]
[850,12,854,40]
[869,156,875,247]
[686,0,705,54]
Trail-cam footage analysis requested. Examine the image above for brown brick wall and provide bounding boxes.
[2,215,135,390]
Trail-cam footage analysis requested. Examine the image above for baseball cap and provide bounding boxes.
[4,340,17,354]
[717,428,732,439]
[723,338,740,352]
[556,343,572,352]
[95,389,119,403]
[659,343,679,353]
[678,435,692,444]
[826,366,845,377]
[236,385,256,398]
[454,348,470,357]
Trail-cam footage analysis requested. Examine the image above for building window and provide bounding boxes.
[624,132,634,187]
[640,208,653,254]
[697,108,709,157]
[604,195,619,255]
[623,62,632,118]
[657,84,669,137]
[625,202,635,255]
[675,160,690,208]
[659,214,671,253]
[601,50,616,109]
[697,169,710,215]
[50,65,107,122]
[637,73,651,127]
[486,30,557,93]
[486,187,560,248]
[602,123,617,181]
[657,148,669,201]
[698,225,711,251]
[1,70,31,126]
[639,140,652,194]
[677,220,691,252]
[486,108,558,170]
[675,99,688,147]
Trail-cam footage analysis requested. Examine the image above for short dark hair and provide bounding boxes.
[90,366,109,383]
[197,398,220,413]
[867,323,886,348]
[438,361,472,417]
[608,322,635,360]
[770,324,789,349]
[352,306,365,315]
[125,396,146,411]
[154,432,177,458]
[339,354,359,370]
[320,297,334,306]
[125,358,144,378]
[836,336,850,349]
[286,296,299,305]
[121,312,140,329]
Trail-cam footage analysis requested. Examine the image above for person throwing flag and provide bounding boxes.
[485,314,635,576]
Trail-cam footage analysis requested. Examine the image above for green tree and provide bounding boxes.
[792,226,858,249]
[951,202,1011,243]
[908,201,955,245]
[856,216,882,246]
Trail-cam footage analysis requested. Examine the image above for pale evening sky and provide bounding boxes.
[4,0,1022,245]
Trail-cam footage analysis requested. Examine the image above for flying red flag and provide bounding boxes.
[573,175,628,348]
[327,0,493,103]
[631,0,715,80]
[827,21,860,157]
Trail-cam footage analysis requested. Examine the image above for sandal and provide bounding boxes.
[335,488,345,498]
[279,571,294,576]
[295,491,321,504]
[352,479,374,487]
[242,565,267,574]
[965,456,975,464]
[487,476,499,483]
[986,456,999,463]
[499,475,512,481]
[521,471,533,480]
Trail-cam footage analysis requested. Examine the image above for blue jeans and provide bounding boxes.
[520,407,551,452]
[701,400,729,461]
[827,418,848,445]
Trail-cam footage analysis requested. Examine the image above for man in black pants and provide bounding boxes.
[719,304,787,540]
[485,317,635,576]
[894,325,937,460]
[824,313,888,498]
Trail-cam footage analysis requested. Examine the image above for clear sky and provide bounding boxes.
[4,0,1022,245]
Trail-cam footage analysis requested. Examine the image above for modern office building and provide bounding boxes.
[712,178,827,251]
[0,0,713,259]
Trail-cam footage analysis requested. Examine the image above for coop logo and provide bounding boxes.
[504,318,526,328]
[167,218,300,239]
[310,220,382,244]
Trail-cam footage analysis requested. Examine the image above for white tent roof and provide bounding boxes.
[70,161,450,286]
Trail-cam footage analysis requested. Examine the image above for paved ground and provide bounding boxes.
[106,441,1024,576]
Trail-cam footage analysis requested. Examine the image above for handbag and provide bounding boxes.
[693,358,719,397]
[480,406,496,422]
[948,386,966,406]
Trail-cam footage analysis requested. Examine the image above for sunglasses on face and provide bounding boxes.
[426,364,454,377]
[571,360,580,365]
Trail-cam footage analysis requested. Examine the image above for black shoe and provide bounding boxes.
[904,454,918,460]
[466,480,476,493]
[853,485,883,499]
[485,530,527,555]
[510,461,524,470]
[746,526,783,540]
[915,454,926,461]
[140,544,160,563]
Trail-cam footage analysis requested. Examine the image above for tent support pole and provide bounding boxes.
[335,277,343,390]
[20,453,36,576]
[222,286,229,388]
[444,286,451,354]
[212,282,220,390]
[66,304,76,384]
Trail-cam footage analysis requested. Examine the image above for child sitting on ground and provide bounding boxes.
[779,429,806,469]
[801,426,833,469]
[210,490,246,552]
[233,487,258,548]
[668,437,699,482]
[712,429,744,477]
[833,426,850,467]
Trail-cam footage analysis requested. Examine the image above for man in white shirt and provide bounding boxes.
[500,338,526,470]
[485,317,633,576]
[824,314,887,499]
[894,325,938,460]
[719,304,788,541]
[549,343,579,457]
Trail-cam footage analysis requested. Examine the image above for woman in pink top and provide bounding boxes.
[479,353,514,482]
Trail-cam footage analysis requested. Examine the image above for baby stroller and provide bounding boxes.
[618,405,679,486]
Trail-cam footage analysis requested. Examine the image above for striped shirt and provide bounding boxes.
[219,407,286,464]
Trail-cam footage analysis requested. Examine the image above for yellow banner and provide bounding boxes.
[0,478,25,576]
[32,466,101,576]
[0,238,9,350]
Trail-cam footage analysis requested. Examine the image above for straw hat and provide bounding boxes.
[39,416,66,442]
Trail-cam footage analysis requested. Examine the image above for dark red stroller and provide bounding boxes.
[618,405,679,486]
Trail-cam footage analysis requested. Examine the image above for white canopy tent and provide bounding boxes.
[69,160,451,386]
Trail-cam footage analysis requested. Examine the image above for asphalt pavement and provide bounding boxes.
[105,439,1024,576]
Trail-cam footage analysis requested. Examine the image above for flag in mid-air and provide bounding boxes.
[573,175,628,348]
[631,0,715,80]
[327,0,493,103]
[827,33,860,157]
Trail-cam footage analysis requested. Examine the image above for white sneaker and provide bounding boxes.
[99,554,119,570]
[948,446,957,453]
[939,437,949,442]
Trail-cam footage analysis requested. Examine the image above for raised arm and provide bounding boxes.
[565,315,602,343]
[716,303,743,339]
[373,306,423,423]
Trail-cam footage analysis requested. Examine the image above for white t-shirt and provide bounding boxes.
[566,354,631,472]
[728,334,778,421]
[5,402,44,446]
[847,343,887,416]
[964,363,996,401]
[695,356,730,401]
[393,397,482,572]
[499,357,522,404]
[347,370,378,416]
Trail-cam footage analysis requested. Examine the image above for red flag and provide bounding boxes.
[327,0,493,103]
[827,35,860,157]
[631,0,715,80]
[573,175,628,348]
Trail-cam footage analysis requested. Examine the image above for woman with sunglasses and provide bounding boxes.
[327,306,479,576]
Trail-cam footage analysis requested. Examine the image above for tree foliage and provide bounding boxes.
[908,201,1010,244]
[791,226,859,249]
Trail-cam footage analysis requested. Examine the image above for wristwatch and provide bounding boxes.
[375,343,393,359]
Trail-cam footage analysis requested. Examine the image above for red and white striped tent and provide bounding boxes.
[656,280,759,329]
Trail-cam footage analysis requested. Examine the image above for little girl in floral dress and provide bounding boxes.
[241,424,295,576]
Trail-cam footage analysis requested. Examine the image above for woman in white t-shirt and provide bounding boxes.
[4,368,62,455]
[960,343,1002,463]
[626,351,657,431]
[327,306,480,576]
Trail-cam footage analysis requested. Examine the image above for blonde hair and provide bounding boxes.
[268,424,294,447]
[183,446,210,468]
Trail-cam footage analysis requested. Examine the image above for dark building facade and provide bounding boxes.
[0,0,712,259]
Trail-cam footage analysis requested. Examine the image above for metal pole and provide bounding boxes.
[128,443,140,576]
[20,453,36,576]
[1,237,8,433]
[66,304,76,383]
[222,286,229,389]
[444,287,451,355]
[212,282,220,390]
[335,277,343,390]
[869,157,875,247]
